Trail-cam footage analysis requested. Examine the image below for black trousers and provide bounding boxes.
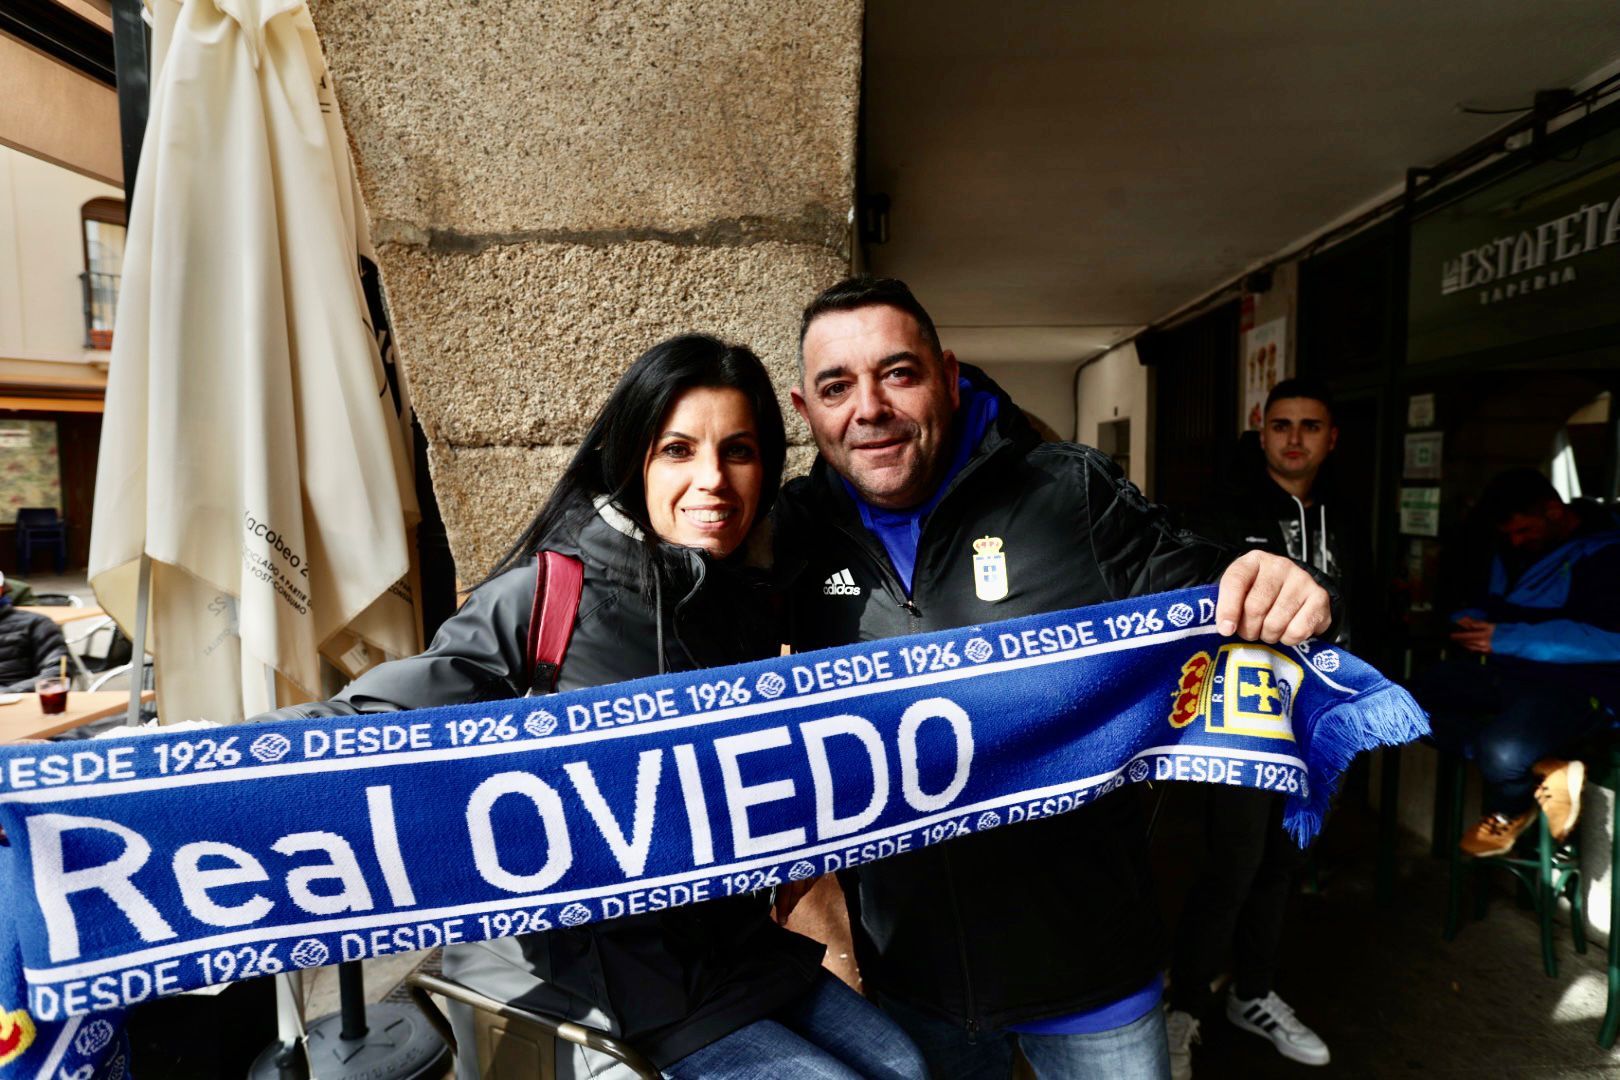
[1169,785,1304,1014]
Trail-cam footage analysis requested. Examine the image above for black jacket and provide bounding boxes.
[775,367,1240,1030]
[268,505,823,1067]
[0,604,69,692]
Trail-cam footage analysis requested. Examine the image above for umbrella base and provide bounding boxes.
[249,1003,450,1080]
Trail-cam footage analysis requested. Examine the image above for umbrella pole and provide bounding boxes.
[338,962,368,1039]
[125,554,151,727]
[248,667,444,1079]
[272,974,310,1080]
[293,962,447,1078]
[258,663,313,1079]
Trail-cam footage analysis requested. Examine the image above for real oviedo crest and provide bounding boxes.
[1167,643,1303,742]
[972,536,1009,602]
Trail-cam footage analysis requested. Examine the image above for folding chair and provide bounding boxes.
[63,615,116,687]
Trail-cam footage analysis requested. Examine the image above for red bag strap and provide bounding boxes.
[526,550,584,694]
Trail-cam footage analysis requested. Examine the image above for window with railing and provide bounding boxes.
[80,197,125,350]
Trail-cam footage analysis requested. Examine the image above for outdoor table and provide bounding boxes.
[0,689,155,743]
[17,605,108,626]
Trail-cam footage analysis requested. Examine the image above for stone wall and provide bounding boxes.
[308,0,861,576]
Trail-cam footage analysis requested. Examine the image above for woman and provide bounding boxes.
[272,335,925,1080]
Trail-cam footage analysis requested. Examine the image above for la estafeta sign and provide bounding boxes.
[1408,120,1620,365]
[1440,195,1620,302]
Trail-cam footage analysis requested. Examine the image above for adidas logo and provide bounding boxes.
[822,568,862,596]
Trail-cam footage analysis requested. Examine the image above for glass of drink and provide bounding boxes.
[37,676,69,715]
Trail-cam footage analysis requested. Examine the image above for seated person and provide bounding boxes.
[0,572,69,693]
[1418,468,1620,856]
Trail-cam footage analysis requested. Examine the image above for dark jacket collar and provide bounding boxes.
[575,496,776,619]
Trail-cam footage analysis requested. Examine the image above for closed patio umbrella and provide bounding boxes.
[87,0,427,1074]
[90,0,419,728]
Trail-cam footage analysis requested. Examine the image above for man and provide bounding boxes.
[0,572,69,692]
[1420,468,1620,858]
[1216,378,1349,588]
[775,277,1333,1079]
[1164,379,1348,1077]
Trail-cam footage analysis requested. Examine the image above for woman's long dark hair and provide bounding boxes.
[480,334,787,587]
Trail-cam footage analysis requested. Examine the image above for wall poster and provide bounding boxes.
[1242,317,1288,431]
[0,420,61,524]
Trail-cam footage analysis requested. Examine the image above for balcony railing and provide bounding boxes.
[79,270,120,350]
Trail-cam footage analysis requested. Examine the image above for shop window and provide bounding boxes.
[80,198,126,350]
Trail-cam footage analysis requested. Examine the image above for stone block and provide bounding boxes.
[378,238,840,448]
[309,0,860,239]
[426,443,577,580]
[784,444,818,483]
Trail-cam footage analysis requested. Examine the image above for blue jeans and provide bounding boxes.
[663,973,929,1079]
[1419,658,1607,815]
[878,994,1170,1080]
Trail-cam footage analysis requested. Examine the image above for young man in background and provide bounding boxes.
[1164,378,1347,1077]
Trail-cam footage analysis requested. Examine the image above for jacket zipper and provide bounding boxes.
[668,551,708,670]
[811,406,1021,631]
[833,521,924,629]
[939,844,978,1033]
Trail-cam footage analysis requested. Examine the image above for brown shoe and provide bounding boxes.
[1533,758,1585,842]
[1460,810,1536,857]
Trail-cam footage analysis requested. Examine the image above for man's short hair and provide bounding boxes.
[1478,467,1562,526]
[1264,377,1336,421]
[798,276,943,372]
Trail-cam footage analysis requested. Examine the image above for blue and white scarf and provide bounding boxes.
[0,585,1425,1079]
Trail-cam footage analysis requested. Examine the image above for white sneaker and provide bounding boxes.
[1226,990,1330,1066]
[1165,1007,1199,1080]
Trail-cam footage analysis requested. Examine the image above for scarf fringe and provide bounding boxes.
[1286,683,1431,846]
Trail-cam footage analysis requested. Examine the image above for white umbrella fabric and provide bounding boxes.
[90,0,419,726]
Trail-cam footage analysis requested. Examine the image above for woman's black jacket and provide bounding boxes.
[265,505,823,1067]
